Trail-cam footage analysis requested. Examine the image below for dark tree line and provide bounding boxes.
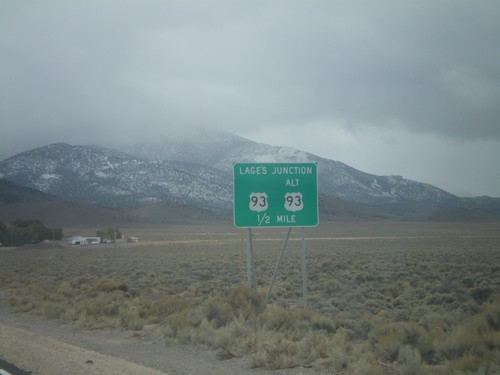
[96,227,123,243]
[0,219,63,247]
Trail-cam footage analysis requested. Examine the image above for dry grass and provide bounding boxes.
[1,221,500,374]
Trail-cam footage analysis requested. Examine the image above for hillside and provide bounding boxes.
[0,131,499,222]
[0,179,118,228]
[0,179,225,228]
[0,143,231,211]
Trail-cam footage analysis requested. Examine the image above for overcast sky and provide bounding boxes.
[1,1,499,197]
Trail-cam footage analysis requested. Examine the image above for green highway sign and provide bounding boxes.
[233,162,318,228]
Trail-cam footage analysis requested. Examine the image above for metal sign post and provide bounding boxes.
[301,227,307,304]
[246,228,256,289]
[264,227,292,304]
[233,162,318,303]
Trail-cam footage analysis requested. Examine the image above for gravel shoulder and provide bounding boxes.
[0,322,168,375]
[0,307,318,375]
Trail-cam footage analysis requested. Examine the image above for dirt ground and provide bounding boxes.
[0,305,319,375]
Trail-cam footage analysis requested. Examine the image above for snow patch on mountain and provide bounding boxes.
[41,173,59,180]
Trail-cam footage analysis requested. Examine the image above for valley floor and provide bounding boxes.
[1,221,499,374]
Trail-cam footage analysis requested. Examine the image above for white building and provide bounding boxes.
[66,236,101,245]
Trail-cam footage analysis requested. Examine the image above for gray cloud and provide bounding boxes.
[1,1,499,194]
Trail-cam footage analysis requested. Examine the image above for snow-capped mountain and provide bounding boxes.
[122,130,462,213]
[0,131,497,215]
[0,143,231,211]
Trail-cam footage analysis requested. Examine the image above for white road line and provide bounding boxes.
[0,369,13,375]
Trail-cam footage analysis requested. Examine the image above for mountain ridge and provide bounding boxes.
[0,131,499,219]
[120,131,465,213]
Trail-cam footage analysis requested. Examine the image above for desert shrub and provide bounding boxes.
[347,352,386,375]
[200,297,342,369]
[83,290,124,318]
[186,282,202,297]
[436,326,479,361]
[310,311,337,333]
[164,310,195,342]
[426,293,456,306]
[203,296,233,328]
[471,287,493,305]
[449,353,496,374]
[42,302,63,319]
[419,312,451,334]
[370,322,427,363]
[192,317,216,345]
[339,316,373,340]
[91,278,128,293]
[433,302,500,371]
[220,314,332,368]
[140,294,196,326]
[295,330,331,365]
[316,346,350,373]
[483,303,500,331]
[251,334,299,370]
[397,345,423,375]
[375,329,404,362]
[60,305,80,323]
[148,295,190,322]
[227,284,264,319]
[119,308,144,330]
[7,295,29,311]
[57,280,75,298]
[212,317,253,359]
[258,304,295,331]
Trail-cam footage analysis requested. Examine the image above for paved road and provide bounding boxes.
[0,358,32,375]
